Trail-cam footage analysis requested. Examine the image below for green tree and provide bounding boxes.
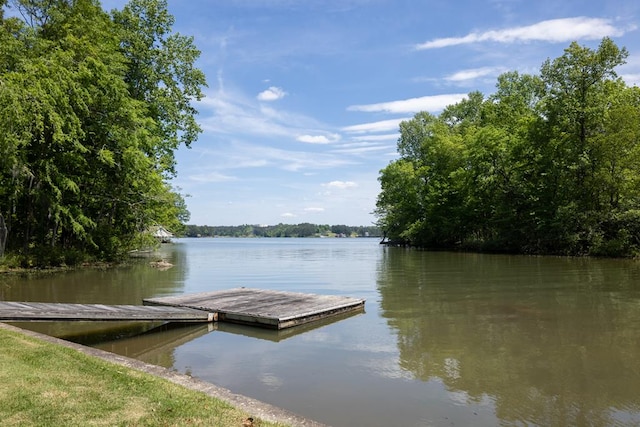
[1,0,133,258]
[377,108,468,246]
[375,38,640,256]
[376,159,421,244]
[0,0,205,265]
[112,0,206,177]
[461,72,545,251]
[536,37,630,253]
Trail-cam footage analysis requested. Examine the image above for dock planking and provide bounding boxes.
[0,301,214,323]
[0,288,365,329]
[144,288,366,329]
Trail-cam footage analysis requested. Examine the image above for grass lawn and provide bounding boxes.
[0,325,289,426]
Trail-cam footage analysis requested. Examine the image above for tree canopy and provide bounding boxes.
[376,38,640,257]
[0,0,205,266]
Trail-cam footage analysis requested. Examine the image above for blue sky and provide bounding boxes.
[62,2,640,225]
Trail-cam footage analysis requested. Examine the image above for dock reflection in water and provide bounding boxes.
[92,308,364,368]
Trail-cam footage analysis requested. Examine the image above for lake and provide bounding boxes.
[3,237,640,426]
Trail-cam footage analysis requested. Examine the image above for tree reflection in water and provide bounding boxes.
[376,248,640,426]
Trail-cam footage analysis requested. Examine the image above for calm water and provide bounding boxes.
[3,238,640,426]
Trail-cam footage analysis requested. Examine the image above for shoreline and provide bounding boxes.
[0,322,329,427]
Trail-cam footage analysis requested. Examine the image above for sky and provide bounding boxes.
[41,1,640,225]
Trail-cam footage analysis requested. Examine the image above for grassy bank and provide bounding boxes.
[0,325,288,427]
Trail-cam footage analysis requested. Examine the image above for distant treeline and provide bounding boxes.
[184,223,382,238]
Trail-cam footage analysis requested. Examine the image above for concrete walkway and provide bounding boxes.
[0,323,329,427]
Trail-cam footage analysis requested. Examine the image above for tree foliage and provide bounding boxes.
[376,38,640,256]
[0,0,203,265]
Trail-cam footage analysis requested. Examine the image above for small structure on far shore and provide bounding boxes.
[149,225,174,243]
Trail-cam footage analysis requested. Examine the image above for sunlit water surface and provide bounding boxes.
[4,238,640,426]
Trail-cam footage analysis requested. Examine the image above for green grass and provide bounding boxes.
[0,326,288,427]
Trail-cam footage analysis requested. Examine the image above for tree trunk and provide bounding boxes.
[0,213,7,258]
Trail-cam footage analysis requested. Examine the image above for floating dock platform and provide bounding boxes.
[144,288,365,329]
[0,288,365,330]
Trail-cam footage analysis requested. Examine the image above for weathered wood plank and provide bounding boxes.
[0,302,214,322]
[0,288,364,329]
[144,288,365,329]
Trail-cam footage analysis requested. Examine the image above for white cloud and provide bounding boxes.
[281,212,296,218]
[186,139,355,179]
[342,118,407,134]
[445,67,506,82]
[198,93,290,137]
[324,181,358,189]
[351,133,399,142]
[197,84,329,141]
[257,86,287,101]
[347,94,467,114]
[619,54,640,87]
[621,73,640,86]
[232,142,355,172]
[304,207,325,213]
[337,141,386,149]
[331,145,393,155]
[188,171,238,182]
[296,133,341,144]
[416,17,631,50]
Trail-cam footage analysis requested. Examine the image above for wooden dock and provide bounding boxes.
[0,302,214,323]
[0,288,365,329]
[144,288,365,329]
